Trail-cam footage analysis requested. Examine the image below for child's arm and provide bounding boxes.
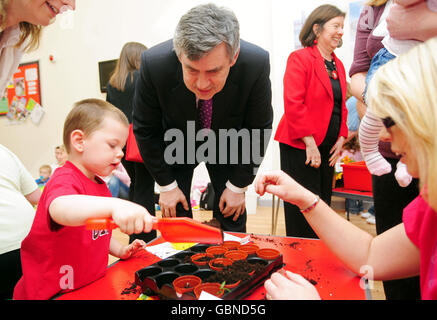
[358,110,392,176]
[109,237,146,260]
[49,195,156,235]
[255,171,420,281]
[359,110,413,186]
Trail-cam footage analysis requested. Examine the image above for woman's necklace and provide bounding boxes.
[324,59,338,80]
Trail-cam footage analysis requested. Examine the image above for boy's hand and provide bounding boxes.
[111,199,156,235]
[118,239,146,260]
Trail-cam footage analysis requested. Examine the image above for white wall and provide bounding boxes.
[0,0,361,193]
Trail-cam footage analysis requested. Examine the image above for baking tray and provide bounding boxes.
[135,243,283,300]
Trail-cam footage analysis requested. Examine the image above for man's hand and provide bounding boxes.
[158,187,189,217]
[219,188,246,221]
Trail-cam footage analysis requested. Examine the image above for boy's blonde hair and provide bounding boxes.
[39,164,52,174]
[63,99,129,153]
[367,37,437,210]
[55,145,66,152]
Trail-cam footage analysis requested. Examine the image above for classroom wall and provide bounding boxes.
[0,0,361,200]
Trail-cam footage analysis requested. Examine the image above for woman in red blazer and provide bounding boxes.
[274,5,348,238]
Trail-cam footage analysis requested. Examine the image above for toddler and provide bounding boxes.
[35,164,52,189]
[360,0,437,187]
[13,99,155,299]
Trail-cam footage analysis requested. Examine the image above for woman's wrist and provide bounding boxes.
[302,136,316,148]
[296,190,318,212]
[300,196,320,214]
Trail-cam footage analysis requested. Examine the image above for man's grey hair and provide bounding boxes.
[173,3,240,61]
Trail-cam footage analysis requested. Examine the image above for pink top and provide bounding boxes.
[403,194,437,300]
[14,161,112,300]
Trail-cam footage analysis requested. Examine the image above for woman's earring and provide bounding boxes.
[314,39,318,44]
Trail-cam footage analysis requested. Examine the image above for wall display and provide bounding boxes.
[1,61,43,124]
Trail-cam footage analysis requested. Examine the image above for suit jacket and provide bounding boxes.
[133,39,273,188]
[274,45,348,149]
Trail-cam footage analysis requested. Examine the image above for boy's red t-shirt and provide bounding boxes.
[13,161,112,300]
[403,194,437,300]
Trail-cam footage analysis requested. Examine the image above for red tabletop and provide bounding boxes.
[57,233,366,300]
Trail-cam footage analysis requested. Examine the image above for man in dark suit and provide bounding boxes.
[132,3,273,232]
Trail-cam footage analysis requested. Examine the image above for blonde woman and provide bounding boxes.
[349,0,433,299]
[257,37,437,300]
[0,0,75,93]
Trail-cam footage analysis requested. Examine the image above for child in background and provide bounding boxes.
[50,144,68,174]
[35,164,52,189]
[338,136,376,224]
[106,163,131,200]
[13,99,156,300]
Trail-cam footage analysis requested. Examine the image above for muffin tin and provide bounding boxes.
[135,243,283,300]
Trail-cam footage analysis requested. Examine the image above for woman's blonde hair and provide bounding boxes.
[366,0,388,6]
[0,0,42,51]
[367,37,437,210]
[109,42,147,91]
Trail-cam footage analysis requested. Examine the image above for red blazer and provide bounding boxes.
[274,45,348,149]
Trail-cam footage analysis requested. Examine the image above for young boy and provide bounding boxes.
[13,99,156,300]
[35,164,52,189]
[50,144,68,173]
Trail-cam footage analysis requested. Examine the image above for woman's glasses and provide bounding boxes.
[382,117,395,129]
